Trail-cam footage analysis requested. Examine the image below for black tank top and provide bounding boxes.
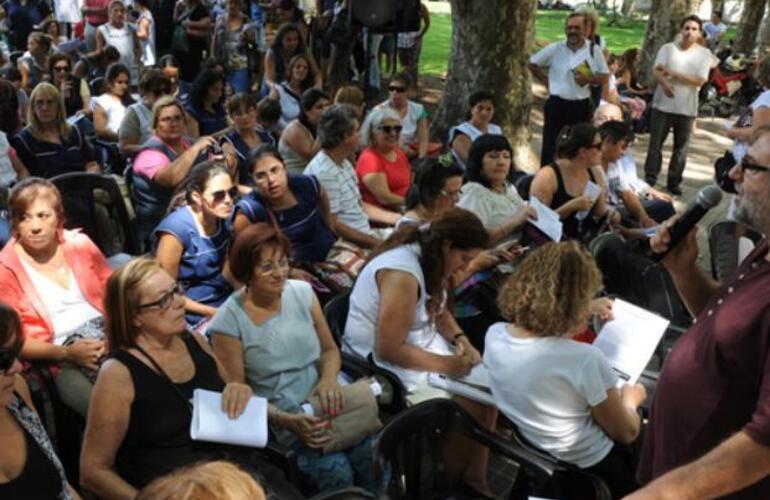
[545,163,599,241]
[111,334,229,488]
[0,410,63,498]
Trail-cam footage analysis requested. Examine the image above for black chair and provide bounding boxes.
[323,290,408,415]
[373,398,610,500]
[307,487,374,499]
[515,174,534,200]
[89,77,106,97]
[708,220,763,281]
[51,172,140,256]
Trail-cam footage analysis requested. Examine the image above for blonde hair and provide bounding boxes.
[136,461,266,500]
[151,95,187,130]
[334,85,364,108]
[104,257,164,350]
[27,83,71,140]
[497,241,602,337]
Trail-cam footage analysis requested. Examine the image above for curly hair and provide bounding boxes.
[497,241,602,337]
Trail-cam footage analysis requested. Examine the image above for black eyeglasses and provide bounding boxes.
[0,339,22,374]
[210,186,238,204]
[378,125,403,135]
[388,85,406,93]
[54,65,70,72]
[137,284,184,311]
[739,158,770,174]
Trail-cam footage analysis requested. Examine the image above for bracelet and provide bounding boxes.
[451,332,467,346]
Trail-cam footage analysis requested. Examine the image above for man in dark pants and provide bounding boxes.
[530,12,608,166]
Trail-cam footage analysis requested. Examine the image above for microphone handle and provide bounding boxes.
[651,204,709,262]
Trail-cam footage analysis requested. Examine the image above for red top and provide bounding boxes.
[354,146,411,208]
[84,0,110,26]
[637,239,770,498]
[0,229,111,347]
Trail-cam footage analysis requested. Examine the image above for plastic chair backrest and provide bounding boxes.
[709,220,763,281]
[515,174,534,201]
[323,289,351,348]
[51,172,140,256]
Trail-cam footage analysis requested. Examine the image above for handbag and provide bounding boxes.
[714,150,737,194]
[172,10,191,53]
[62,317,106,383]
[305,379,382,454]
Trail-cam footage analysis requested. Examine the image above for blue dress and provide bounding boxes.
[224,129,275,186]
[233,175,335,263]
[185,103,228,136]
[154,206,233,325]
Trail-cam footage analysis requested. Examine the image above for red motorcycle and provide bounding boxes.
[699,53,761,118]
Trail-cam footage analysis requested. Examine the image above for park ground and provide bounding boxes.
[414,2,735,266]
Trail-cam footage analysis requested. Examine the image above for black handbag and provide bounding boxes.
[714,150,737,194]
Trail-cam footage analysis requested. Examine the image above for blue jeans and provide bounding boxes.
[226,68,250,94]
[292,435,376,494]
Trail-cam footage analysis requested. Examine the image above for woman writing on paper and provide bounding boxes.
[210,224,377,494]
[80,257,300,498]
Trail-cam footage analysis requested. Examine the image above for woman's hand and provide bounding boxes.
[65,339,105,371]
[567,194,595,213]
[454,335,481,366]
[510,204,538,229]
[444,352,475,378]
[221,382,252,419]
[312,376,345,417]
[192,136,217,154]
[589,297,614,322]
[288,413,333,448]
[467,250,501,273]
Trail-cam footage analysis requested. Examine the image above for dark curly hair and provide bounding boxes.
[0,79,19,135]
[189,69,225,111]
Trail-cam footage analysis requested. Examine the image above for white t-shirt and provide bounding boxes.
[530,40,609,100]
[276,83,301,130]
[369,100,427,148]
[137,9,156,66]
[91,94,127,135]
[604,160,633,207]
[732,89,770,163]
[0,132,17,187]
[303,150,373,235]
[651,42,712,117]
[456,181,524,231]
[617,152,649,195]
[484,322,618,468]
[343,244,452,391]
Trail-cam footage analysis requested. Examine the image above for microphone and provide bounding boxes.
[652,185,723,261]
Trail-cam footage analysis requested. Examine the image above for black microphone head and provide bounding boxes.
[696,185,723,209]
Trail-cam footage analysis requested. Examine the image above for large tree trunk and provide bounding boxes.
[761,3,770,55]
[637,0,700,87]
[621,0,637,17]
[430,0,538,171]
[733,0,767,55]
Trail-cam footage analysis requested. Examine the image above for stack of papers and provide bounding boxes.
[190,389,268,447]
[575,180,602,220]
[528,197,563,242]
[428,365,495,406]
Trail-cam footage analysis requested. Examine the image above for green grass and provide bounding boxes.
[419,10,737,76]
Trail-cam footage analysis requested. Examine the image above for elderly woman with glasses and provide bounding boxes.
[11,83,100,179]
[155,161,238,330]
[356,107,411,211]
[49,53,91,118]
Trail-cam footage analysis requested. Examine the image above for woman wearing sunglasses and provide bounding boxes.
[356,107,411,211]
[155,161,238,330]
[0,303,82,499]
[49,53,91,119]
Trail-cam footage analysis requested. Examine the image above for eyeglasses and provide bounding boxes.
[54,65,70,72]
[440,189,461,201]
[159,114,184,123]
[210,186,238,204]
[257,258,290,274]
[0,339,22,374]
[378,125,403,135]
[137,284,184,311]
[388,85,406,93]
[739,158,770,174]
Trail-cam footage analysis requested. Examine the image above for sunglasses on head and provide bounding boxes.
[210,186,239,204]
[0,339,22,374]
[388,85,406,93]
[378,125,403,135]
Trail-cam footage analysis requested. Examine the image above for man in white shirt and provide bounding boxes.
[530,12,609,166]
[703,11,727,51]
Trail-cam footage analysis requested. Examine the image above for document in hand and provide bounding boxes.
[592,299,669,388]
[527,197,563,243]
[428,365,495,406]
[575,180,602,220]
[190,389,268,447]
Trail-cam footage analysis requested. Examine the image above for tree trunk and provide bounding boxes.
[621,0,637,17]
[733,0,768,55]
[761,3,770,55]
[637,0,700,87]
[431,0,538,170]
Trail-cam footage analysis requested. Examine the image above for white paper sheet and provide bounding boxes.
[576,180,602,220]
[528,197,563,242]
[592,299,669,388]
[190,389,268,447]
[428,365,495,406]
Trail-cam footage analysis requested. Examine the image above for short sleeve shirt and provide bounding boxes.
[132,138,190,179]
[456,181,525,231]
[11,126,95,178]
[355,146,411,208]
[651,42,712,117]
[530,40,609,100]
[605,160,633,207]
[638,240,770,497]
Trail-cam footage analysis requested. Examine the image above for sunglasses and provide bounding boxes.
[378,125,403,135]
[137,284,184,311]
[388,85,406,93]
[54,65,70,72]
[739,158,770,174]
[0,339,22,374]
[210,186,238,204]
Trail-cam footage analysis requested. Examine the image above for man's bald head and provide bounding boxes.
[593,103,624,127]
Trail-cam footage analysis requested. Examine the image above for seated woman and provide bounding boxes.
[92,63,133,143]
[448,90,502,168]
[157,54,191,104]
[73,45,121,83]
[11,84,101,178]
[0,178,110,417]
[155,161,237,329]
[119,69,173,158]
[49,53,91,119]
[80,257,300,498]
[486,241,646,499]
[186,69,228,138]
[17,32,51,95]
[263,22,322,92]
[131,96,226,247]
[223,93,268,187]
[0,303,81,499]
[210,224,376,494]
[356,107,411,211]
[272,54,316,129]
[233,145,335,267]
[278,88,329,174]
[530,123,617,242]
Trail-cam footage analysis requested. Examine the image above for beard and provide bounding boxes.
[733,194,769,235]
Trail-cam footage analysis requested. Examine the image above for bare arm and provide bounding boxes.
[416,117,428,158]
[309,292,341,384]
[156,232,219,318]
[361,172,404,208]
[450,133,471,164]
[282,123,319,160]
[362,201,400,226]
[263,51,277,85]
[153,136,215,188]
[93,102,119,141]
[626,432,770,500]
[591,384,645,445]
[80,360,138,500]
[619,189,656,227]
[728,107,770,142]
[136,17,150,41]
[329,213,380,249]
[95,28,106,52]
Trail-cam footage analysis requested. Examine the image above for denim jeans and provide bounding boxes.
[643,107,695,189]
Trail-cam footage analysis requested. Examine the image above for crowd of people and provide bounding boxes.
[1,1,770,498]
